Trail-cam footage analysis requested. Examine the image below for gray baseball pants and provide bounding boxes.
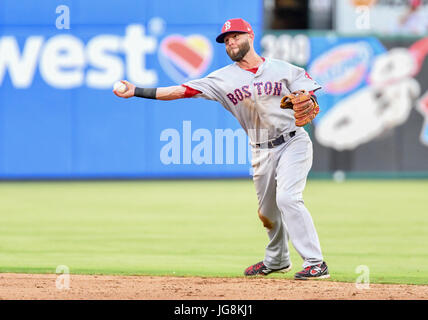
[251,127,324,269]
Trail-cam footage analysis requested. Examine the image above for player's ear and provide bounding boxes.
[248,33,255,44]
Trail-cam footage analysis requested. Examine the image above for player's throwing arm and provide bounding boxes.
[112,80,187,100]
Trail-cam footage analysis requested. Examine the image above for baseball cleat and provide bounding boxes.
[294,261,330,280]
[244,261,292,276]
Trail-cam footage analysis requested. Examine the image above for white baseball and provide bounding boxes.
[113,81,127,93]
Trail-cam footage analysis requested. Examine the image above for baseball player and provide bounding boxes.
[113,18,329,280]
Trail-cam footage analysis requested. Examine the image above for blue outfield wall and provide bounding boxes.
[0,0,263,179]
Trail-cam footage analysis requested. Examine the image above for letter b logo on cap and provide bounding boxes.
[224,21,231,30]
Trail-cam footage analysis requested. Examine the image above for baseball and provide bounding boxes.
[113,81,127,93]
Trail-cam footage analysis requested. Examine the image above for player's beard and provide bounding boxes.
[226,40,251,62]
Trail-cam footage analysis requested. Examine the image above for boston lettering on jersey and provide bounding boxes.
[226,82,282,105]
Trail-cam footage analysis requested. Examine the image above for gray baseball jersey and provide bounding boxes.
[184,57,321,144]
[185,57,325,270]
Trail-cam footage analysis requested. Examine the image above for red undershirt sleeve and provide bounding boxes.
[181,85,202,98]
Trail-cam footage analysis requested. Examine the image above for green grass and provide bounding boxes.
[0,179,427,285]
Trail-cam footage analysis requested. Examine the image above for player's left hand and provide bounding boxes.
[280,90,320,127]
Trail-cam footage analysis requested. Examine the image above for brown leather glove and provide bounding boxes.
[280,90,320,127]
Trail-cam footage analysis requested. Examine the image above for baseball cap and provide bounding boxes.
[216,18,254,43]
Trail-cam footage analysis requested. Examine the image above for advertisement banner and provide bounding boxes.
[262,31,428,173]
[0,0,263,179]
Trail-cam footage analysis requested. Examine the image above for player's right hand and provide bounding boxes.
[113,80,136,99]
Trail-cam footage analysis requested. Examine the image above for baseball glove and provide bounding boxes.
[280,90,319,127]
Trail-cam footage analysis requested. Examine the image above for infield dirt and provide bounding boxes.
[0,273,426,300]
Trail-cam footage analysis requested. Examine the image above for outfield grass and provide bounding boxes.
[0,179,426,285]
